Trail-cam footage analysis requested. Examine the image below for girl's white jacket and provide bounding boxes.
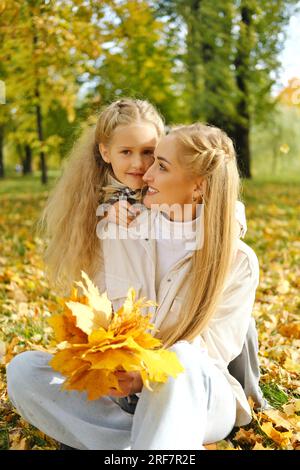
[94,208,259,427]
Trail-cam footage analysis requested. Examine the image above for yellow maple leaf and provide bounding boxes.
[234,427,257,445]
[262,409,293,431]
[9,431,30,450]
[283,357,300,374]
[279,323,300,339]
[122,287,136,315]
[65,368,120,400]
[49,348,87,375]
[76,271,108,305]
[48,309,87,344]
[67,272,112,333]
[252,442,272,450]
[138,347,185,383]
[215,440,237,450]
[261,422,292,448]
[84,348,142,371]
[66,299,111,335]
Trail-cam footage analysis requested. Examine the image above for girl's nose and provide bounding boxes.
[130,153,144,170]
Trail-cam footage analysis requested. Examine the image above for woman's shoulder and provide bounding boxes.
[233,239,260,283]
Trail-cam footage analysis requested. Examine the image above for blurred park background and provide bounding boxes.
[0,0,300,450]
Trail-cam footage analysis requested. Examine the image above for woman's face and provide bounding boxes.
[99,123,158,190]
[143,134,201,220]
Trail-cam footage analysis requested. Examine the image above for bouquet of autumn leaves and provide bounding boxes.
[48,271,184,400]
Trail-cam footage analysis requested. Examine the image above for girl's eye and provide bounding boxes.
[143,150,154,156]
[121,150,131,156]
[159,163,166,171]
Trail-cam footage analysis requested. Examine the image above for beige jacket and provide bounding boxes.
[94,209,259,426]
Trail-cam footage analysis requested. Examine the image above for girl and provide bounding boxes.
[7,122,266,450]
[40,97,164,293]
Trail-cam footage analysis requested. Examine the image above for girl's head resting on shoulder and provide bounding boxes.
[40,97,164,294]
[94,98,164,190]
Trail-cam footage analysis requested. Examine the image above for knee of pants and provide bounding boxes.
[6,350,52,402]
[168,340,211,374]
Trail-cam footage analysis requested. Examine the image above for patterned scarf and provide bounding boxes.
[100,173,144,205]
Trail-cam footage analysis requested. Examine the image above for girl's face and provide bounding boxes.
[99,123,158,190]
[143,134,202,220]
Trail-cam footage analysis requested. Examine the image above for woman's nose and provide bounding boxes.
[142,165,154,183]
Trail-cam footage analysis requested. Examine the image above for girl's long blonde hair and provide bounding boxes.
[158,123,241,348]
[39,98,164,294]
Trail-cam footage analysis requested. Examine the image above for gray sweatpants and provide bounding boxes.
[6,341,236,450]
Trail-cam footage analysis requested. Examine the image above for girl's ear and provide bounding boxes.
[99,143,110,164]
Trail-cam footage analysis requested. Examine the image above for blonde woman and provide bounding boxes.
[7,123,264,450]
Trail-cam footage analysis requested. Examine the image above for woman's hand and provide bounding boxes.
[108,370,143,397]
[106,201,141,227]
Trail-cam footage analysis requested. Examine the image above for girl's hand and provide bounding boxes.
[106,200,140,227]
[108,370,143,397]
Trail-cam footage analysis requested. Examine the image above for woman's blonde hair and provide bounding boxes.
[39,98,164,294]
[158,123,241,348]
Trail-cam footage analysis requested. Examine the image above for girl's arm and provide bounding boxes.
[97,200,141,228]
[106,200,140,226]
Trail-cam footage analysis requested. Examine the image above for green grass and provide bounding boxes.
[260,383,289,410]
[0,170,60,195]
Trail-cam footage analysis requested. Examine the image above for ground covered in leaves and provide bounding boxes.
[0,175,299,450]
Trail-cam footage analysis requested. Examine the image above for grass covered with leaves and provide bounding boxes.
[0,174,299,450]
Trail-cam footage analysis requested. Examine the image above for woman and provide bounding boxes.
[7,123,263,450]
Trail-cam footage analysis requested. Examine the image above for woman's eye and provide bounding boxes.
[159,163,166,171]
[121,150,131,155]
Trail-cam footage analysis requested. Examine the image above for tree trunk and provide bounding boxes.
[184,0,203,121]
[23,144,33,174]
[233,122,251,178]
[32,21,47,185]
[0,125,4,178]
[35,89,47,184]
[233,4,252,179]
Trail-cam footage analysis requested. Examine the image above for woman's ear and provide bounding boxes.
[196,178,206,196]
[99,143,110,164]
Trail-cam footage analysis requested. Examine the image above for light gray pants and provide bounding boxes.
[6,341,236,450]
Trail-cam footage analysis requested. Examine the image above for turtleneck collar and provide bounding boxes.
[155,205,203,242]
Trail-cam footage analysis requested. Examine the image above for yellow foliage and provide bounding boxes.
[48,272,184,400]
[261,422,292,448]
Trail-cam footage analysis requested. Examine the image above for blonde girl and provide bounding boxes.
[7,122,266,450]
[40,98,164,293]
